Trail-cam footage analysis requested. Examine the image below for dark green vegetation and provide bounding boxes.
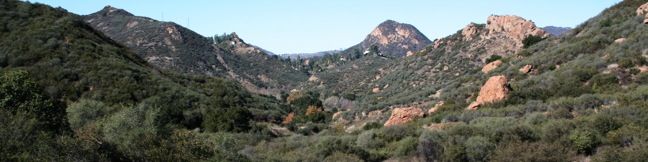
[0,1,300,160]
[2,0,648,161]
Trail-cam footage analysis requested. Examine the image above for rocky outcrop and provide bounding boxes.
[637,2,648,24]
[482,60,503,73]
[462,23,479,40]
[433,15,547,61]
[519,64,533,74]
[486,15,546,42]
[384,107,424,126]
[468,75,510,110]
[356,20,432,57]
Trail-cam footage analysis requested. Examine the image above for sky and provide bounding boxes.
[31,0,621,54]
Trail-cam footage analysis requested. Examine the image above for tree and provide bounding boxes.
[0,70,67,133]
[202,107,252,132]
[522,35,545,48]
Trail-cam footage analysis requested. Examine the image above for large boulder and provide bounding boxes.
[384,107,424,126]
[468,75,510,110]
[519,64,533,74]
[482,60,503,73]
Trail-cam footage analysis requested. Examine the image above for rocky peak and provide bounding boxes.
[359,20,432,57]
[96,5,134,17]
[486,15,546,42]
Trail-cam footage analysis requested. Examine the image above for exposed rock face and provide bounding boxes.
[482,60,503,73]
[468,75,510,110]
[637,2,648,24]
[462,23,479,40]
[384,107,424,126]
[486,15,546,42]
[357,20,432,57]
[433,15,547,62]
[519,64,533,74]
[614,38,627,44]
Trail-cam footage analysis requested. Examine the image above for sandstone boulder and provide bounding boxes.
[482,60,503,73]
[308,75,319,82]
[519,64,533,74]
[372,87,381,93]
[384,107,424,126]
[468,75,510,110]
[614,38,626,44]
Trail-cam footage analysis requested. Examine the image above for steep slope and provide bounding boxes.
[0,1,289,160]
[84,6,307,97]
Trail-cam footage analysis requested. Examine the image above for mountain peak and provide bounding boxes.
[359,20,432,57]
[95,5,133,17]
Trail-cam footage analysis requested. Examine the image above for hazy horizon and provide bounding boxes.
[31,0,620,54]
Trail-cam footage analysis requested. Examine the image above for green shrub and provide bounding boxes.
[485,55,502,63]
[0,70,67,133]
[202,107,252,133]
[522,35,545,48]
[569,128,600,154]
[323,152,363,162]
[490,141,575,162]
[67,99,113,129]
[356,130,385,149]
[393,137,418,157]
[417,130,446,162]
[464,136,495,162]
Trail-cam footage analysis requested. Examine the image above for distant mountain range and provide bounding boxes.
[543,26,572,36]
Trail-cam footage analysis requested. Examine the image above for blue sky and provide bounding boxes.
[31,0,620,54]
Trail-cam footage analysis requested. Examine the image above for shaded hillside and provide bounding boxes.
[84,6,307,97]
[0,1,291,160]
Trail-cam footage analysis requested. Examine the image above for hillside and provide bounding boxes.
[0,1,292,160]
[84,6,307,97]
[298,20,432,98]
[248,0,648,161]
[3,0,648,161]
